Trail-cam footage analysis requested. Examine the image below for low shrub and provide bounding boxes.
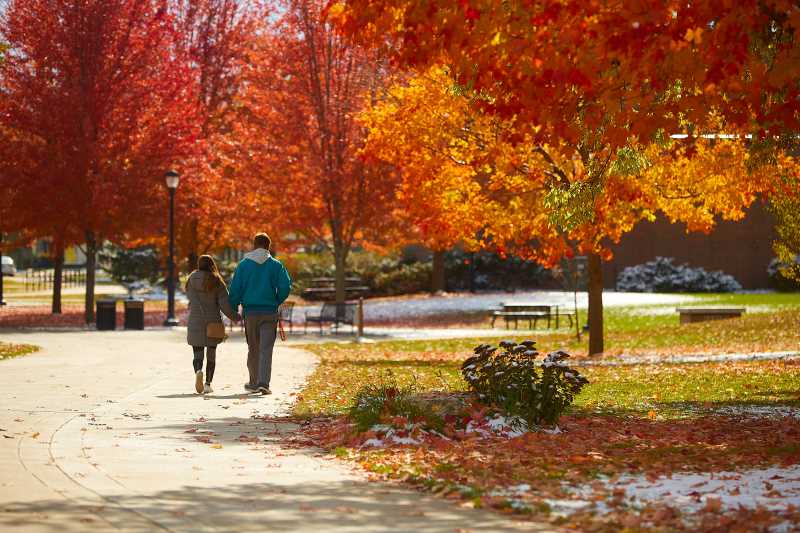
[445,249,552,291]
[372,262,432,296]
[98,244,162,295]
[461,341,589,427]
[616,256,742,293]
[767,258,800,292]
[348,378,444,432]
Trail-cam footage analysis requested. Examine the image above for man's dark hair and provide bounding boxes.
[253,233,271,250]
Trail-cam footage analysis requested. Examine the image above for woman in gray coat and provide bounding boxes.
[185,255,240,394]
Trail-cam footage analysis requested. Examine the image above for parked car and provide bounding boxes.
[2,256,16,276]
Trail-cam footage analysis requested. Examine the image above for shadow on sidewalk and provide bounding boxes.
[145,414,303,448]
[156,393,256,400]
[0,479,539,532]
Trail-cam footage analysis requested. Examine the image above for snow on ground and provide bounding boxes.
[465,414,529,439]
[609,464,800,514]
[708,405,800,419]
[577,351,800,366]
[626,303,799,316]
[546,465,800,527]
[297,290,697,324]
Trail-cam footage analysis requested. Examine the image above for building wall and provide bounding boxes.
[602,202,776,289]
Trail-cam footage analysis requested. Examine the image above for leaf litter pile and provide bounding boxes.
[290,342,800,531]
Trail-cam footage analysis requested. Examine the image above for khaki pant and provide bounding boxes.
[244,313,278,387]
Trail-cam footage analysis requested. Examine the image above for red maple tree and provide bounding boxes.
[240,0,399,303]
[0,0,201,322]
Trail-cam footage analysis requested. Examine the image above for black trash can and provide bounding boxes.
[124,299,145,330]
[96,299,117,330]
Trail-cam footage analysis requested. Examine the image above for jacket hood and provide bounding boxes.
[244,248,271,265]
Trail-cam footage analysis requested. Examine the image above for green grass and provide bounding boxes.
[309,293,800,357]
[295,343,800,420]
[575,360,800,416]
[293,292,800,418]
[0,342,40,361]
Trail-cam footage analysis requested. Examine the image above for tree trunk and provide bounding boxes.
[84,231,97,324]
[333,247,347,305]
[187,218,199,271]
[587,251,604,355]
[431,249,446,293]
[52,245,64,314]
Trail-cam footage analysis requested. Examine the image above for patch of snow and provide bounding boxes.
[390,435,421,445]
[508,483,531,494]
[467,414,529,439]
[508,499,532,512]
[544,498,597,516]
[362,423,424,448]
[578,351,800,366]
[609,465,800,513]
[709,405,800,419]
[299,290,697,324]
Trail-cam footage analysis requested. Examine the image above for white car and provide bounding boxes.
[2,256,16,276]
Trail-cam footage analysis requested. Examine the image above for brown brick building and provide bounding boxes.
[602,202,776,289]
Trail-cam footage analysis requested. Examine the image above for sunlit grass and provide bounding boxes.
[0,342,39,361]
[294,342,800,419]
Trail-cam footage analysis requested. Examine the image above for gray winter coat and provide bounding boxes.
[186,271,238,347]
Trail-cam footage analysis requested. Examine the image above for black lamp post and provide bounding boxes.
[0,232,6,307]
[163,170,180,327]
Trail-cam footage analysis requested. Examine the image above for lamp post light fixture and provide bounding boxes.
[163,170,180,327]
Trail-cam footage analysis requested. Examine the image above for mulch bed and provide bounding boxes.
[0,303,188,329]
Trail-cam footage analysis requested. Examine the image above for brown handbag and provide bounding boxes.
[197,294,227,343]
[206,321,227,342]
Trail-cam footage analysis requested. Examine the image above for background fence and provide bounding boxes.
[21,268,86,292]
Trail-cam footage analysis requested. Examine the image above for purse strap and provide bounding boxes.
[193,278,221,322]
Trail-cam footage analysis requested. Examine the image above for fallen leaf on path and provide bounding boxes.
[704,497,722,512]
[31,432,40,439]
[211,444,223,449]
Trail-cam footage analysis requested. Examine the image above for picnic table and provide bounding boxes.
[491,301,576,330]
[301,276,370,301]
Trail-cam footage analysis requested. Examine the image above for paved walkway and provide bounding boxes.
[0,330,547,532]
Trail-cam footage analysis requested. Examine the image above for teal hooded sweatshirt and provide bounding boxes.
[228,249,292,316]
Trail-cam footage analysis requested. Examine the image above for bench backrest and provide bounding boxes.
[504,304,552,313]
[278,302,294,320]
[320,302,356,323]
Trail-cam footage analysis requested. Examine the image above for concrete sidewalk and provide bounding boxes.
[0,330,547,532]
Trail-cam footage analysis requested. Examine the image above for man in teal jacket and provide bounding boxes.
[229,233,292,394]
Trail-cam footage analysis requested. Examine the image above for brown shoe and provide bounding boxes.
[195,371,204,394]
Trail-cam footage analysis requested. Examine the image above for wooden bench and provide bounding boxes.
[305,302,357,334]
[492,303,576,329]
[301,277,369,301]
[676,307,745,324]
[492,304,553,329]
